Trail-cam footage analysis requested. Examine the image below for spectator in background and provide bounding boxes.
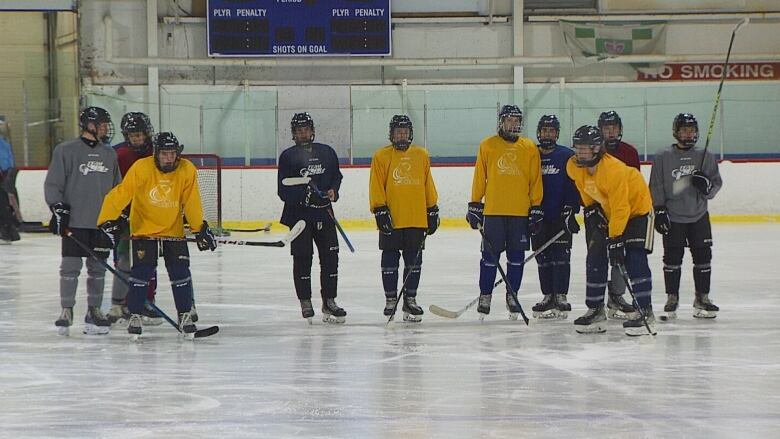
[0,119,20,242]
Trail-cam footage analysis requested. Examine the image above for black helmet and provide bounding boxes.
[498,104,523,141]
[388,114,414,151]
[673,113,699,150]
[536,114,560,150]
[79,106,114,144]
[153,132,183,173]
[290,112,315,146]
[597,110,623,151]
[572,125,605,168]
[120,112,154,153]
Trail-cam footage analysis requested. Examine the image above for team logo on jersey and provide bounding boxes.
[78,161,110,175]
[392,160,420,186]
[136,249,146,259]
[671,164,697,180]
[149,181,177,208]
[496,152,520,175]
[583,179,607,206]
[541,164,561,175]
[300,163,325,177]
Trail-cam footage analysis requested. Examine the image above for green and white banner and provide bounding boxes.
[559,20,667,65]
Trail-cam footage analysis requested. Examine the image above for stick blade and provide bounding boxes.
[282,220,306,245]
[194,325,219,338]
[281,176,311,186]
[735,17,749,32]
[429,305,460,319]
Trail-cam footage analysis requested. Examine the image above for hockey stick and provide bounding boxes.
[182,220,304,247]
[281,176,311,186]
[386,233,427,325]
[327,207,355,253]
[429,229,565,319]
[616,263,656,336]
[700,17,749,168]
[64,230,219,338]
[223,222,272,233]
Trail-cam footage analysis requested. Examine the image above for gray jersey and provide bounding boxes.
[44,138,121,229]
[649,144,722,223]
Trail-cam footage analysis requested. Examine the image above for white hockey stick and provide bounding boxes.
[150,220,305,248]
[281,176,311,186]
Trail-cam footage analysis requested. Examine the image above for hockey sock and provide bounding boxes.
[536,249,554,295]
[550,247,572,295]
[625,248,653,308]
[318,248,338,300]
[293,254,313,300]
[85,257,107,308]
[479,250,498,293]
[401,248,422,297]
[128,264,155,314]
[167,263,193,313]
[59,256,83,308]
[663,247,684,295]
[691,246,712,295]
[381,250,400,296]
[506,249,525,292]
[585,245,608,308]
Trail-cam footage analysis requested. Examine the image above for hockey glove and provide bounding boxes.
[691,171,712,195]
[561,204,580,234]
[48,202,70,236]
[466,202,484,230]
[97,216,128,250]
[427,205,440,235]
[373,205,393,233]
[584,203,608,235]
[303,185,331,209]
[196,221,217,251]
[607,236,625,267]
[529,205,544,236]
[654,206,671,235]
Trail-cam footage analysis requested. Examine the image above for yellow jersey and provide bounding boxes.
[470,135,542,216]
[369,145,438,229]
[98,157,205,238]
[566,153,652,238]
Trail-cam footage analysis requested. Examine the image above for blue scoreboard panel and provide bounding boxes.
[208,0,391,57]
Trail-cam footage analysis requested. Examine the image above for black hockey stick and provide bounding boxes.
[473,220,529,325]
[701,17,749,168]
[222,222,272,233]
[616,263,656,336]
[386,233,427,325]
[64,230,219,338]
[281,177,355,252]
[430,229,565,319]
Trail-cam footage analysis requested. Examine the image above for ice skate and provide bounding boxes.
[574,304,607,334]
[127,314,143,341]
[141,302,164,326]
[607,293,637,320]
[556,294,571,319]
[624,305,657,336]
[505,291,522,321]
[178,312,197,339]
[477,294,491,321]
[532,294,559,319]
[107,303,130,325]
[402,296,423,323]
[300,299,314,324]
[55,307,73,336]
[662,293,678,321]
[383,296,398,317]
[84,306,111,335]
[322,298,346,324]
[693,293,719,319]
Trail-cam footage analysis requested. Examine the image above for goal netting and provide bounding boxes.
[182,154,222,234]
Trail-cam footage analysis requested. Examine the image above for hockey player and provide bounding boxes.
[530,115,580,319]
[107,112,162,325]
[597,110,642,320]
[369,115,439,322]
[0,119,20,243]
[97,132,216,339]
[566,125,656,336]
[277,112,347,323]
[649,113,722,319]
[44,106,120,336]
[467,105,543,320]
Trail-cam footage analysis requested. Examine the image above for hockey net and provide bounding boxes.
[182,154,223,235]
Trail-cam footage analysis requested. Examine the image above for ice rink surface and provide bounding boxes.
[1,224,779,438]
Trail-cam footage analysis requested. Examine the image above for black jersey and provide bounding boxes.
[277,143,343,227]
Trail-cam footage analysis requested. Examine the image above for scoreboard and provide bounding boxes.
[207,0,391,57]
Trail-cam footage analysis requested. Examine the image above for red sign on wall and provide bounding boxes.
[637,62,780,81]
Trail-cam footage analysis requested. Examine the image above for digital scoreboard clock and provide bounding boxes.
[207,0,391,57]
